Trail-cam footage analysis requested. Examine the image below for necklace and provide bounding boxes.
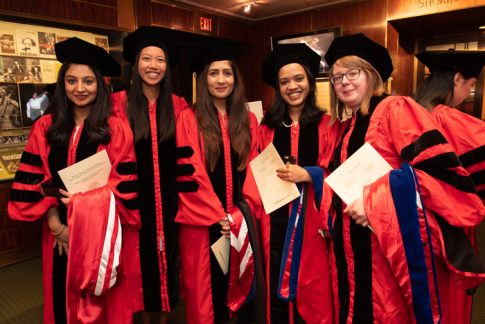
[282,120,299,128]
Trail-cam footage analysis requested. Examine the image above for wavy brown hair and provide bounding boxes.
[329,56,386,125]
[194,61,251,172]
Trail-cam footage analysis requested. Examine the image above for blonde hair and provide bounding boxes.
[329,56,386,125]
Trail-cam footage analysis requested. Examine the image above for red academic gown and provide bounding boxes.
[258,114,337,324]
[175,108,264,324]
[319,95,485,324]
[111,90,189,312]
[429,104,485,324]
[8,114,143,324]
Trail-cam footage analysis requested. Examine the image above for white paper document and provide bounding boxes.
[211,236,230,275]
[247,101,264,125]
[58,149,112,194]
[325,142,393,204]
[250,143,300,214]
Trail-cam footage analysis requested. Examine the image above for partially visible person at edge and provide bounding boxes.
[8,37,142,324]
[110,26,189,324]
[258,43,338,324]
[319,33,485,324]
[415,49,485,324]
[175,40,265,324]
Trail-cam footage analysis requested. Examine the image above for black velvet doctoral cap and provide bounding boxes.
[189,40,245,73]
[416,50,485,79]
[55,37,121,77]
[324,33,393,82]
[123,26,179,68]
[43,83,56,95]
[261,43,321,88]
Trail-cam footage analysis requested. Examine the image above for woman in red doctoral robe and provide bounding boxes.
[321,33,485,324]
[258,44,337,324]
[176,40,264,324]
[415,50,485,324]
[8,38,142,324]
[110,26,189,324]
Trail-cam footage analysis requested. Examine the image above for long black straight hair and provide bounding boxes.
[126,51,175,143]
[45,62,112,147]
[261,64,324,129]
[414,70,475,112]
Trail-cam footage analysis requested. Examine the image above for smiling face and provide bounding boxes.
[137,46,167,87]
[64,64,97,111]
[332,63,369,112]
[206,60,235,101]
[278,63,310,111]
[453,73,477,107]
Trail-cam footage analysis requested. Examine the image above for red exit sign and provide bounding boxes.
[194,12,218,36]
[200,17,212,31]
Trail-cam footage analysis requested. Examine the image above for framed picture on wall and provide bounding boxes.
[271,27,341,76]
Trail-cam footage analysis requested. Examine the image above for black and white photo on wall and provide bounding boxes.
[18,83,51,127]
[0,83,22,130]
[271,27,341,76]
[2,57,28,82]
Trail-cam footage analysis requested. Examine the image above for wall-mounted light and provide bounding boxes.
[480,26,485,29]
[244,4,251,13]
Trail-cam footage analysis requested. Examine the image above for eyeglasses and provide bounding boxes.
[330,69,362,84]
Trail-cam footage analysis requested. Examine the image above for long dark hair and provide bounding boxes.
[414,70,475,112]
[262,64,324,129]
[195,61,251,172]
[46,62,112,147]
[126,51,175,143]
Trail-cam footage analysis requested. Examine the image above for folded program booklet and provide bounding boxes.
[249,143,300,214]
[325,142,393,205]
[57,149,112,194]
[211,235,230,275]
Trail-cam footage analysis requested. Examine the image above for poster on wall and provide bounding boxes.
[0,134,28,145]
[16,29,39,57]
[2,57,28,82]
[0,34,16,55]
[0,83,22,130]
[95,38,109,52]
[18,83,51,127]
[38,32,56,58]
[25,58,42,82]
[39,60,57,83]
[0,146,23,174]
[56,36,71,43]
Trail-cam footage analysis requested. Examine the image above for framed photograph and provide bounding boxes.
[38,32,56,58]
[16,29,39,57]
[271,27,341,76]
[0,83,22,130]
[18,83,51,127]
[2,56,28,82]
[0,34,16,55]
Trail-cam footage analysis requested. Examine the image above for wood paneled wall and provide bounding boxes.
[389,0,485,20]
[1,0,118,26]
[246,0,388,109]
[0,184,43,268]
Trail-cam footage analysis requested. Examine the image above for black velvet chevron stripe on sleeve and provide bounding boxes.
[9,189,44,203]
[176,146,194,159]
[459,145,485,169]
[177,164,196,177]
[119,197,139,210]
[13,170,45,185]
[116,162,137,175]
[116,180,139,194]
[177,181,199,193]
[400,130,448,162]
[414,152,478,194]
[20,151,43,167]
